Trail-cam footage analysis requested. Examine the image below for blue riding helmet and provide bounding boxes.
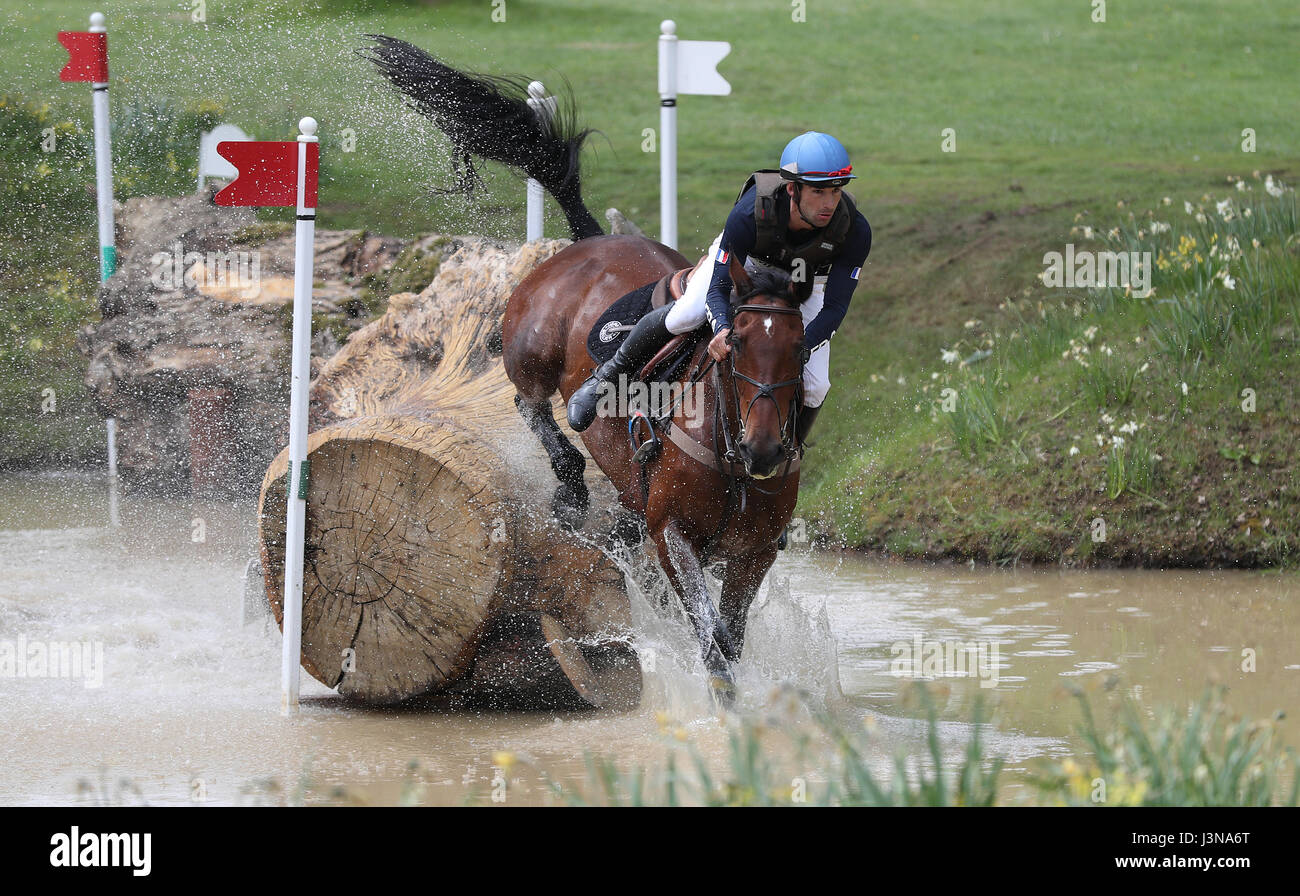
[779,132,855,186]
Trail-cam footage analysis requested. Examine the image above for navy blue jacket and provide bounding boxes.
[704,185,872,352]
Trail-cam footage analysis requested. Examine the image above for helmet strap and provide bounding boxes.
[790,183,821,229]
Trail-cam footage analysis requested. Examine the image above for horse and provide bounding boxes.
[363,37,810,699]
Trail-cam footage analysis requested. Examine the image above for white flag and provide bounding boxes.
[677,40,731,96]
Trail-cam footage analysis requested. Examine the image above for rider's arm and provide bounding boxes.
[704,190,759,336]
[803,214,872,352]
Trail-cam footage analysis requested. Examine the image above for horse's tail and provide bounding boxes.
[360,35,604,241]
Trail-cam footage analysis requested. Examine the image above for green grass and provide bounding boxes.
[803,183,1300,567]
[1033,684,1300,807]
[1,1,1298,566]
[533,684,1297,807]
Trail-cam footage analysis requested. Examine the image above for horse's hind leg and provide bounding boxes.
[514,393,589,530]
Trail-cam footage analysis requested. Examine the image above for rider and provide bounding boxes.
[566,131,872,448]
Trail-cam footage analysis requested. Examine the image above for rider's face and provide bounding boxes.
[787,183,842,229]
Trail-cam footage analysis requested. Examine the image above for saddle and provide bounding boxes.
[585,260,704,380]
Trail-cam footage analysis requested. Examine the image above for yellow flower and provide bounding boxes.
[492,750,517,773]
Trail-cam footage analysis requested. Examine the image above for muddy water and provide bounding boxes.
[0,471,1295,805]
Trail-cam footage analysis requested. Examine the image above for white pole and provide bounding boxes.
[106,417,120,528]
[105,417,117,477]
[280,116,318,716]
[525,81,554,242]
[658,20,678,250]
[88,12,115,281]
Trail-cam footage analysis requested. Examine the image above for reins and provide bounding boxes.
[640,292,807,563]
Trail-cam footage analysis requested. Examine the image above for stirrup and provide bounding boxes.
[629,410,661,464]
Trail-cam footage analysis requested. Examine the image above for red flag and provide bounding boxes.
[57,32,108,82]
[213,142,319,208]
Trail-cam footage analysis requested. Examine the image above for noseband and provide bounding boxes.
[718,301,808,478]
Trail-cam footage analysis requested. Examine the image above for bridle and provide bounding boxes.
[719,301,808,478]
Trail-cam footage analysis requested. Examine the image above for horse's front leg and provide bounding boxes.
[651,521,737,704]
[718,544,778,665]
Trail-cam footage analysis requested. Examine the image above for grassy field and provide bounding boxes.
[1,0,1297,564]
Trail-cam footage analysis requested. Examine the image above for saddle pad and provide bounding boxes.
[586,281,656,365]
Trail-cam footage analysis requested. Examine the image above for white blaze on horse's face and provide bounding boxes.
[763,316,773,336]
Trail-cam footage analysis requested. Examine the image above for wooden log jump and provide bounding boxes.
[257,239,640,709]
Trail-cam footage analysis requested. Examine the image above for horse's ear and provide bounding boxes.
[727,254,752,295]
[789,273,815,304]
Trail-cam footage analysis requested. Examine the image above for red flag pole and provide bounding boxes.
[87,13,115,280]
[280,117,318,715]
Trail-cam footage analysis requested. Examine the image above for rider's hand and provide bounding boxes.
[708,328,732,361]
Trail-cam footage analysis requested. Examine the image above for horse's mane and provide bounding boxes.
[730,266,810,309]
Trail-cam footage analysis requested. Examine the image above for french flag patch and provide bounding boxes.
[850,266,862,280]
[715,248,730,264]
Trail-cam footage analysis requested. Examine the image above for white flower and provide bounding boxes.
[1180,381,1189,395]
[1223,273,1235,290]
[1195,212,1208,224]
[1184,200,1195,214]
[1150,221,1171,234]
[1139,362,1150,373]
[930,371,939,380]
[1119,421,1138,434]
[941,349,960,364]
[1112,435,1125,448]
[1081,226,1094,239]
[1236,179,1248,192]
[1243,207,1252,218]
[1083,325,1099,341]
[1252,238,1261,248]
[1265,174,1286,198]
[1162,196,1172,205]
[1103,345,1113,356]
[1101,412,1114,425]
[1095,434,1106,446]
[1068,445,1080,456]
[1216,198,1233,218]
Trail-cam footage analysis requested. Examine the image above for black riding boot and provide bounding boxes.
[795,403,821,451]
[567,304,675,432]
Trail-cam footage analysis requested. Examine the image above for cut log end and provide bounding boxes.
[261,426,509,704]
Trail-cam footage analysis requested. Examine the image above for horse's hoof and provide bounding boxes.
[552,482,589,531]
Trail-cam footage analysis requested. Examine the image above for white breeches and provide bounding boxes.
[665,233,831,408]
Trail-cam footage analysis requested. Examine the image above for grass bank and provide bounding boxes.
[801,182,1300,567]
